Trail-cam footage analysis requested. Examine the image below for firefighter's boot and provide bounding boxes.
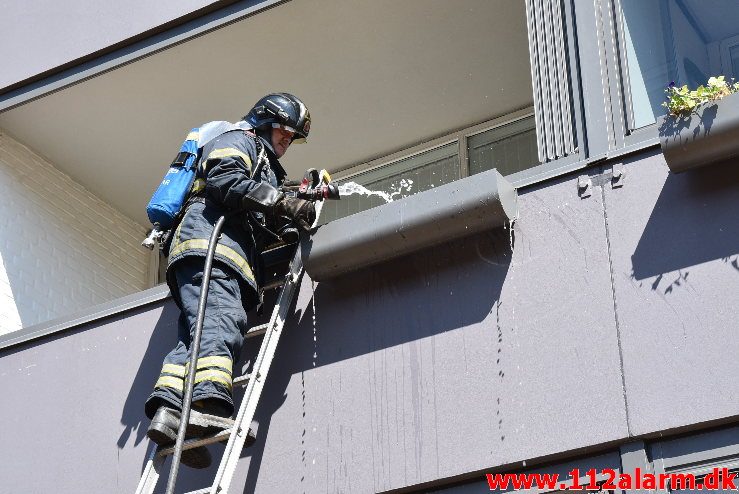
[146,406,231,469]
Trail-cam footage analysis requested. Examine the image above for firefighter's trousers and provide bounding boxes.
[145,258,248,419]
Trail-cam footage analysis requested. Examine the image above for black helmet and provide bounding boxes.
[243,93,311,143]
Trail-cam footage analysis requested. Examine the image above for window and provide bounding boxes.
[321,142,459,223]
[321,112,538,224]
[468,117,538,177]
[361,144,460,195]
[619,0,739,129]
[721,34,739,77]
[650,425,739,494]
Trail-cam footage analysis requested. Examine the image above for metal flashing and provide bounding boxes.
[302,168,518,281]
[509,138,659,189]
[0,284,171,351]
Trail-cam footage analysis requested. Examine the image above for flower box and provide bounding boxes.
[659,90,739,173]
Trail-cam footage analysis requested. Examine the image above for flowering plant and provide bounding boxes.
[663,76,739,116]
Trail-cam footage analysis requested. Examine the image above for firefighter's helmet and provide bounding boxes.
[243,93,311,143]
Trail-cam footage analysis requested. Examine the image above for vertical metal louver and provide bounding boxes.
[526,0,577,163]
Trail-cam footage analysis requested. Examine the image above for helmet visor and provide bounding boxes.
[272,123,307,143]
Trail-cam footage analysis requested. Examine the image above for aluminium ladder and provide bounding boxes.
[135,192,327,494]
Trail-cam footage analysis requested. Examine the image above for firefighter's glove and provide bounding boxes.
[275,196,316,232]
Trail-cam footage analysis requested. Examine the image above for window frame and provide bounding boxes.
[607,0,739,150]
[331,107,536,185]
[563,0,667,162]
[719,34,739,80]
[610,0,667,147]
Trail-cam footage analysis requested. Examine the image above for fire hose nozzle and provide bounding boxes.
[321,182,341,200]
[296,183,340,201]
[293,169,341,201]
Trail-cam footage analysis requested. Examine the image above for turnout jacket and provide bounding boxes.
[166,129,287,311]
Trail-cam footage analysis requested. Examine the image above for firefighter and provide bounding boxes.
[144,93,315,468]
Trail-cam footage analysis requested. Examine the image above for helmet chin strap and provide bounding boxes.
[255,126,275,154]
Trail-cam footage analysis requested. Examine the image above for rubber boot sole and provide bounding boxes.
[147,407,256,465]
[147,407,213,469]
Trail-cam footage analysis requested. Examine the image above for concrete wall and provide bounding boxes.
[0,149,737,493]
[0,131,150,335]
[0,1,225,90]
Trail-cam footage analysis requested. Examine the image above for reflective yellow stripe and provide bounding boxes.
[169,239,255,284]
[206,147,252,170]
[155,375,184,392]
[162,363,186,377]
[194,369,233,390]
[196,356,232,373]
[186,131,199,141]
[185,356,233,374]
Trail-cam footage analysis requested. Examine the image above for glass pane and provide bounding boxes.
[621,0,739,129]
[321,142,459,223]
[467,116,538,177]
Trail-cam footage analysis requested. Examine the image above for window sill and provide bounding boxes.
[303,168,517,281]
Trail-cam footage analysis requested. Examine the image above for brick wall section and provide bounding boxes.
[0,131,150,335]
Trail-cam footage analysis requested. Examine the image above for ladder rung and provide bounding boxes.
[157,429,232,457]
[233,373,250,387]
[157,427,257,458]
[183,489,211,494]
[245,323,268,339]
[261,277,287,291]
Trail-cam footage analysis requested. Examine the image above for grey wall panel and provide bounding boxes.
[0,0,222,90]
[0,169,633,492]
[603,152,739,436]
[0,299,180,493]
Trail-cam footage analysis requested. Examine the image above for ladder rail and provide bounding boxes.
[134,184,327,494]
[207,245,305,493]
[207,189,327,494]
[133,249,304,494]
[134,445,166,494]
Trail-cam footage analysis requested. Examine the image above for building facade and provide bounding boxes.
[0,1,738,492]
